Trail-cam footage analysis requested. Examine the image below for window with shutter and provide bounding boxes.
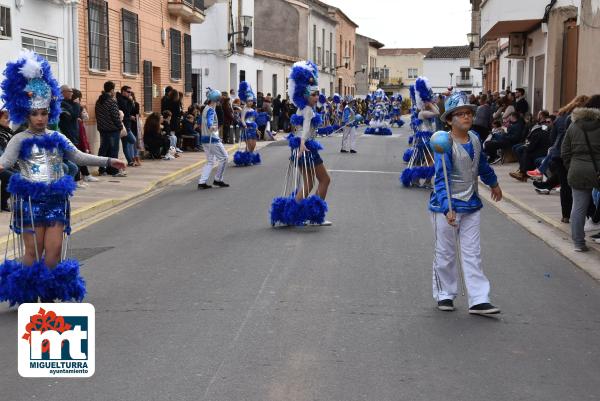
[184,34,192,93]
[122,9,139,74]
[170,29,181,79]
[88,0,110,71]
[143,60,153,112]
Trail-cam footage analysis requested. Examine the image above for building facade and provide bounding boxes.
[78,0,206,150]
[355,34,383,96]
[330,7,357,96]
[474,0,587,114]
[306,0,337,96]
[376,48,431,99]
[423,46,483,94]
[192,0,288,104]
[0,0,79,91]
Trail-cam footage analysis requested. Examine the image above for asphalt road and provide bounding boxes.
[1,126,599,401]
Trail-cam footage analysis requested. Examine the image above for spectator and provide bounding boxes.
[509,111,553,181]
[181,112,202,151]
[72,89,99,184]
[493,97,515,126]
[515,88,530,116]
[161,86,173,113]
[484,111,526,164]
[232,99,242,143]
[472,94,492,142]
[164,90,183,152]
[272,94,282,132]
[144,112,171,159]
[130,91,142,166]
[490,119,506,136]
[229,88,238,102]
[95,81,126,177]
[533,95,589,222]
[281,99,291,132]
[58,85,80,146]
[161,110,178,158]
[222,93,234,144]
[561,94,600,252]
[0,110,14,211]
[216,96,224,141]
[116,86,136,166]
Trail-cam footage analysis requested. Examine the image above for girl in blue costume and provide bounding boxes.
[341,97,360,153]
[270,61,331,227]
[390,95,404,128]
[234,81,260,166]
[0,51,126,306]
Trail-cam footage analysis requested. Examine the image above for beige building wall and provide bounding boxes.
[331,8,357,96]
[377,49,429,98]
[578,0,600,97]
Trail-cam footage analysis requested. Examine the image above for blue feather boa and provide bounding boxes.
[286,134,323,151]
[270,195,328,226]
[234,151,261,166]
[0,259,85,306]
[399,166,435,187]
[19,131,74,160]
[8,174,76,200]
[290,112,323,128]
[365,127,393,136]
[256,112,270,126]
[403,148,414,163]
[1,53,62,125]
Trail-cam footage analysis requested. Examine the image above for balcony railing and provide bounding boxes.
[456,77,473,87]
[168,0,205,24]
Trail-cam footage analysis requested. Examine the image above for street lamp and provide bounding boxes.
[467,32,480,51]
[354,64,366,75]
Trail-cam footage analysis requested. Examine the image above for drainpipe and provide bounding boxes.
[71,0,80,88]
[542,0,557,23]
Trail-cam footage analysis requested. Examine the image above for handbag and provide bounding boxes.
[582,128,600,183]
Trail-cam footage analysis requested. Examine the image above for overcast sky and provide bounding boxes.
[321,0,472,48]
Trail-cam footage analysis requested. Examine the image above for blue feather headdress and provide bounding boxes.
[238,81,255,103]
[1,50,62,125]
[414,77,433,110]
[288,60,319,110]
[409,85,416,106]
[332,93,341,104]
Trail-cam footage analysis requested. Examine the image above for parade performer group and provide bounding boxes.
[270,60,331,227]
[428,92,502,315]
[365,89,392,136]
[0,51,126,305]
[198,88,230,189]
[234,81,261,166]
[400,77,439,188]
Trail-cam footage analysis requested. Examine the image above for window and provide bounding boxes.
[170,29,182,79]
[21,34,58,63]
[0,6,11,38]
[121,9,139,74]
[460,67,471,80]
[88,0,110,71]
[239,70,245,82]
[317,47,322,65]
[143,60,153,112]
[408,68,418,78]
[184,34,192,93]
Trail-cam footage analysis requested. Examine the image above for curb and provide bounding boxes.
[480,182,600,281]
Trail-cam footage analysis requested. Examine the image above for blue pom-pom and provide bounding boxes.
[318,94,326,104]
[286,134,301,149]
[403,148,413,163]
[252,152,261,165]
[408,136,414,145]
[256,112,269,126]
[400,169,413,187]
[47,259,86,302]
[333,94,341,104]
[234,150,253,166]
[290,114,304,127]
[303,195,328,224]
[311,113,323,127]
[269,195,328,226]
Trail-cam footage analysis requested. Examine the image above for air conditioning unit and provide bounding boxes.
[507,33,526,58]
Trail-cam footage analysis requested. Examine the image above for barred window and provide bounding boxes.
[21,34,58,63]
[88,0,110,71]
[170,29,181,79]
[143,60,153,112]
[122,9,139,74]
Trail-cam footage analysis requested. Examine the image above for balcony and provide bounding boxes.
[480,0,547,40]
[168,0,205,24]
[456,77,473,87]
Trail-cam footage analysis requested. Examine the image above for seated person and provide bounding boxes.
[144,112,171,159]
[509,115,553,181]
[484,111,525,164]
[181,112,202,151]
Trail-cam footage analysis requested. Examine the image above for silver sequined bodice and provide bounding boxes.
[17,144,64,183]
[449,131,481,202]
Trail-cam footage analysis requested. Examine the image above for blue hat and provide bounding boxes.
[206,88,221,103]
[288,60,319,109]
[440,92,477,121]
[1,50,62,125]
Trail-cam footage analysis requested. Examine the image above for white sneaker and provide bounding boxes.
[175,148,184,153]
[584,219,600,232]
[83,175,99,182]
[113,170,127,177]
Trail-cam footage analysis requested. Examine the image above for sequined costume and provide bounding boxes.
[0,130,111,305]
[234,81,261,166]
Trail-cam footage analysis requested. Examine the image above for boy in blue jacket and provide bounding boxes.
[429,93,503,315]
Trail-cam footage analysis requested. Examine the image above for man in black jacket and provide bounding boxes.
[58,85,80,146]
[116,86,134,165]
[96,81,126,176]
[515,88,529,116]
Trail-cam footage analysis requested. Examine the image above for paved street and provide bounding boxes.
[1,126,599,401]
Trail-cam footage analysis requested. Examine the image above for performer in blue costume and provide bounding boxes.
[390,95,404,128]
[198,88,230,189]
[429,92,503,315]
[234,81,260,166]
[0,51,126,306]
[341,97,360,153]
[269,60,331,227]
[365,89,392,135]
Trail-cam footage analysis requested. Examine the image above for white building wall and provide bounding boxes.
[308,10,336,96]
[423,58,483,94]
[480,0,549,38]
[0,0,77,93]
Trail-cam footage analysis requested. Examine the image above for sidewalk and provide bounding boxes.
[481,161,600,280]
[0,139,278,250]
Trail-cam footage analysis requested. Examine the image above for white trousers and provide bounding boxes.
[341,126,357,151]
[199,141,228,184]
[430,211,491,307]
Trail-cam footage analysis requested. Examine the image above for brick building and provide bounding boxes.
[78,0,205,147]
[330,7,357,96]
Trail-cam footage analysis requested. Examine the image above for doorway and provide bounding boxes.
[561,19,579,106]
[533,55,545,115]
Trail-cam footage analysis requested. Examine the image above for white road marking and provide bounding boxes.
[329,169,400,175]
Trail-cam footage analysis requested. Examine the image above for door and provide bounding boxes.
[533,55,545,115]
[191,71,201,105]
[338,78,342,95]
[561,19,579,106]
